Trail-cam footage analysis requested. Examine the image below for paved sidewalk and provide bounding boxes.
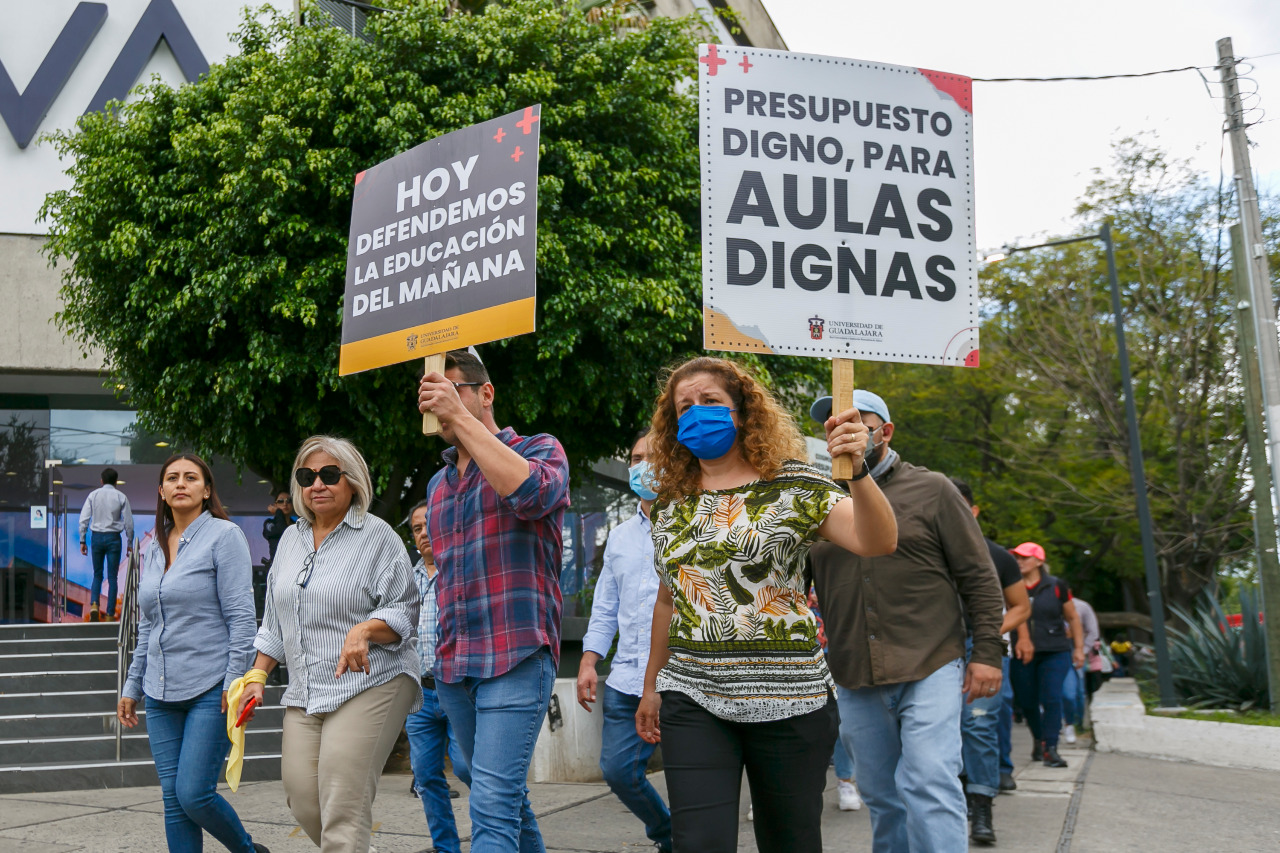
[2,725,1277,851]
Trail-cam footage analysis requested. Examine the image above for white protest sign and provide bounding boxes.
[699,44,978,367]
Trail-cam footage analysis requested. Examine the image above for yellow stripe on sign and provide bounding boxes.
[338,298,536,375]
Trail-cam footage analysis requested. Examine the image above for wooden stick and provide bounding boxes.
[830,358,856,480]
[422,353,446,436]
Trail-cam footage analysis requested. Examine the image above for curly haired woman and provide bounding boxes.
[634,357,897,853]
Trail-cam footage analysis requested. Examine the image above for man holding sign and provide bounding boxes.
[417,349,570,853]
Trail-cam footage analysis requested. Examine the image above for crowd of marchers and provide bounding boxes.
[103,348,1103,853]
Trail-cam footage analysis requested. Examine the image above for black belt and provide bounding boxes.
[421,673,436,689]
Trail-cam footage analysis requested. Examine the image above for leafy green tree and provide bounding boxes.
[44,0,823,520]
[857,138,1259,613]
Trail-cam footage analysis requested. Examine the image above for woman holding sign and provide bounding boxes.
[634,356,896,853]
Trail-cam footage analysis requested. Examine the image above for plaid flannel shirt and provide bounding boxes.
[427,428,570,682]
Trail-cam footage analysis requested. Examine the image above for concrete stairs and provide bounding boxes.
[0,621,284,793]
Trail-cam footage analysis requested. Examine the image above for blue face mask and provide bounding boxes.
[677,405,738,460]
[629,461,658,501]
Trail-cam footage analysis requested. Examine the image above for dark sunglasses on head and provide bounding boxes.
[294,465,346,488]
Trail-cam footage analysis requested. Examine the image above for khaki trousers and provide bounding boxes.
[281,674,419,852]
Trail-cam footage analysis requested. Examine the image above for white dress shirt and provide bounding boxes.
[581,509,659,698]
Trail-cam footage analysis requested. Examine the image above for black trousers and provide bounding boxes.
[659,690,838,853]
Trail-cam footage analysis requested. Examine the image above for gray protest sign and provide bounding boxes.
[339,105,540,374]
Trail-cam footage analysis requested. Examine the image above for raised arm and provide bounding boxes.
[817,407,897,555]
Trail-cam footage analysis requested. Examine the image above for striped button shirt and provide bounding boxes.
[412,558,438,677]
[427,428,570,682]
[78,484,134,547]
[255,505,422,716]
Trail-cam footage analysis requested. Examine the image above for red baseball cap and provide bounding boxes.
[1010,542,1046,561]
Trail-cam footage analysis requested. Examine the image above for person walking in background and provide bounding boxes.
[255,490,295,619]
[1061,594,1100,744]
[1008,542,1085,769]
[417,349,571,853]
[238,436,421,853]
[808,391,1005,853]
[117,454,266,853]
[577,429,673,853]
[406,498,469,853]
[78,466,134,620]
[949,479,1032,845]
[635,357,897,853]
[261,490,295,564]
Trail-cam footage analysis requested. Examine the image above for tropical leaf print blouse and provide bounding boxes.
[652,460,845,722]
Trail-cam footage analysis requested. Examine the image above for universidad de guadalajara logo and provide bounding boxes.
[808,315,825,340]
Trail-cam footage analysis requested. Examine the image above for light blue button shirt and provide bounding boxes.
[582,509,658,698]
[123,512,257,703]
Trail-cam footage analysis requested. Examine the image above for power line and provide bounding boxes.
[971,51,1279,84]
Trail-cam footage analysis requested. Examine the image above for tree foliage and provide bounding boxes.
[855,138,1264,613]
[44,0,824,519]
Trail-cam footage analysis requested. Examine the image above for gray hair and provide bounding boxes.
[290,435,374,524]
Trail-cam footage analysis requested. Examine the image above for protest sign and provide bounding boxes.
[338,106,541,377]
[698,45,976,475]
[699,45,977,366]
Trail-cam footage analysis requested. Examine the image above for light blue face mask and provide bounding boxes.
[629,461,658,501]
[676,405,738,460]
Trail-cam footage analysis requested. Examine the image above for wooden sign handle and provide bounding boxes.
[830,358,856,481]
[422,353,446,436]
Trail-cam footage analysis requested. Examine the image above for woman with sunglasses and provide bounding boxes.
[118,453,268,853]
[237,436,421,852]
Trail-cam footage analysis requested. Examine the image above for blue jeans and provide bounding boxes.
[1010,650,1072,748]
[600,685,671,851]
[1061,664,1086,728]
[146,683,256,853]
[832,735,854,781]
[837,659,967,853]
[960,645,1002,798]
[998,657,1014,775]
[436,648,555,853]
[407,685,470,853]
[89,530,122,616]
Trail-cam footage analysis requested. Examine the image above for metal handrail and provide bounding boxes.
[115,547,141,762]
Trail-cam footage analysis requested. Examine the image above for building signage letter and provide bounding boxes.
[0,3,107,149]
[86,0,209,115]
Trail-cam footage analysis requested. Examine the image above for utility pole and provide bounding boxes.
[1231,224,1280,711]
[1220,37,1280,710]
[1220,38,1280,495]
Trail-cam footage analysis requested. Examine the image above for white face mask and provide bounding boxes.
[865,423,886,466]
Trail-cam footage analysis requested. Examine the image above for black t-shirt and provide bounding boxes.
[986,539,1021,649]
[986,538,1022,589]
[1026,572,1073,653]
[962,538,1022,637]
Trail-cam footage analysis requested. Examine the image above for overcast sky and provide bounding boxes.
[760,0,1280,252]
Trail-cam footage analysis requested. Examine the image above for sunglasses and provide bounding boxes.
[296,550,317,588]
[294,466,346,488]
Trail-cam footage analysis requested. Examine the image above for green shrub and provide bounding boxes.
[1168,588,1269,710]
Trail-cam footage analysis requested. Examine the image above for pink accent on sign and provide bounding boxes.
[354,171,366,185]
[700,44,727,76]
[917,68,972,114]
[965,349,980,367]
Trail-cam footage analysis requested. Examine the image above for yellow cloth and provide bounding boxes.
[225,668,269,792]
